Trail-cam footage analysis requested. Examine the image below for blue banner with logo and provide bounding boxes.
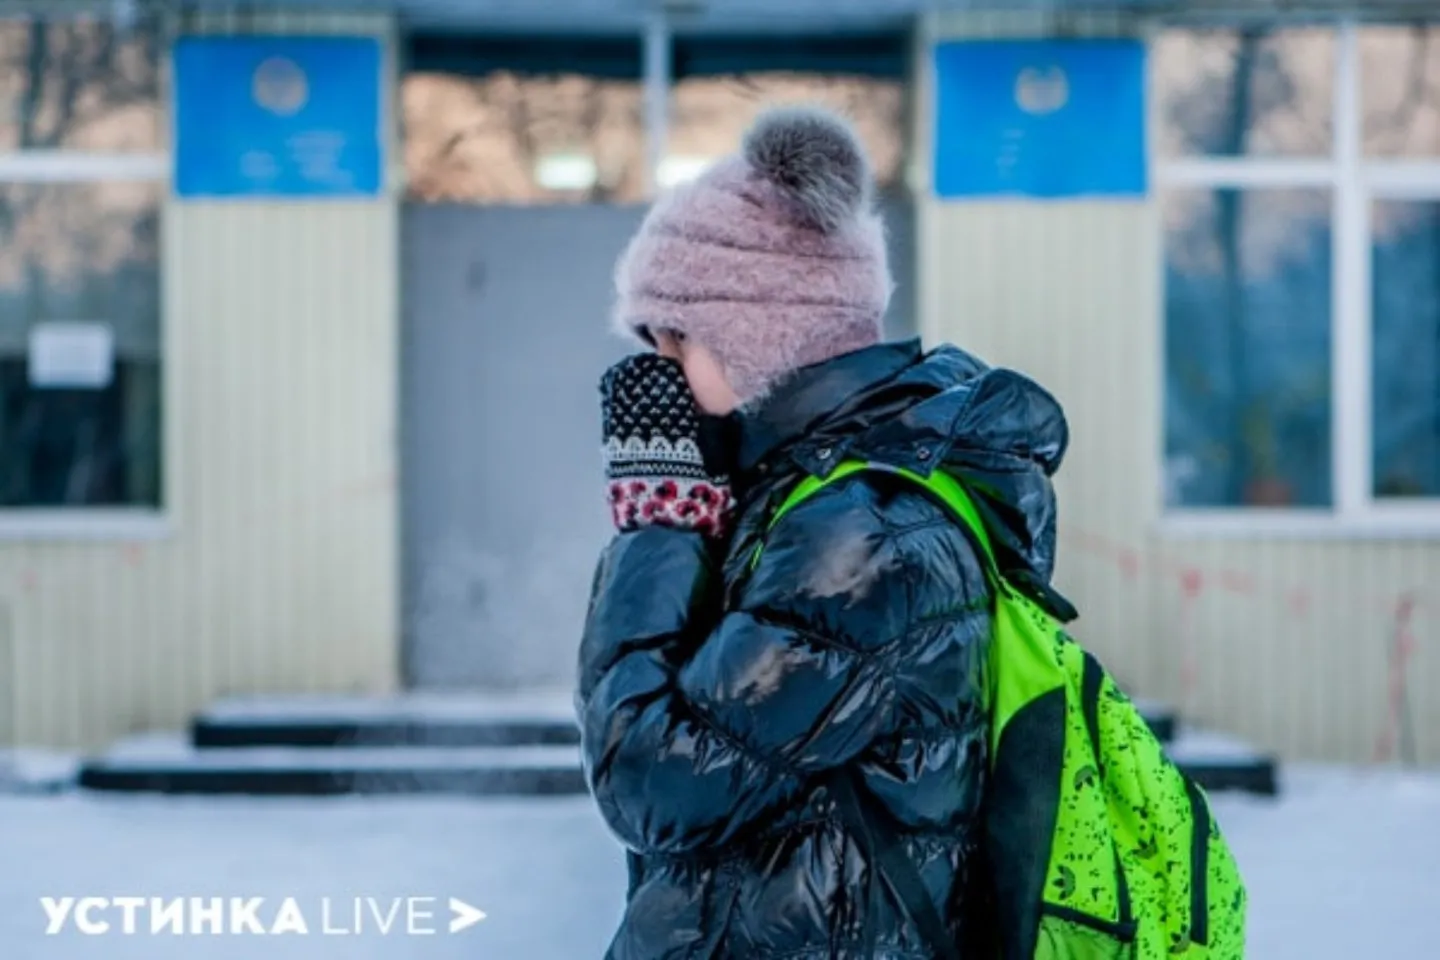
[174,36,383,198]
[932,39,1146,199]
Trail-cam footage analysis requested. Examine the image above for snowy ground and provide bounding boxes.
[0,765,1435,959]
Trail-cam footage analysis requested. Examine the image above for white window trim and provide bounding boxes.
[1157,19,1440,538]
[1162,505,1440,539]
[0,151,167,181]
[0,511,172,541]
[642,10,670,199]
[1155,158,1333,188]
[1365,162,1440,197]
[1334,18,1367,519]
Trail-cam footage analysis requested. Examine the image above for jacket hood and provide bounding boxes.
[735,338,1074,615]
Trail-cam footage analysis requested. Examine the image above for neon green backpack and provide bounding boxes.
[762,460,1247,960]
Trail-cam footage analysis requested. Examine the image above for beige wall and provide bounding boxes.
[915,11,1440,766]
[5,6,1435,766]
[0,10,400,750]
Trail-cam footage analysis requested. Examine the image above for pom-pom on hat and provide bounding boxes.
[612,105,894,404]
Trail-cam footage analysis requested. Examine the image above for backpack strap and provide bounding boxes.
[828,771,964,960]
[753,460,1002,586]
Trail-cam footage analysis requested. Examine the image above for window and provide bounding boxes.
[0,18,165,525]
[402,37,646,204]
[666,73,905,190]
[1361,25,1440,157]
[402,71,646,204]
[1161,186,1334,508]
[1371,198,1440,499]
[663,34,907,191]
[1157,22,1440,532]
[400,33,908,204]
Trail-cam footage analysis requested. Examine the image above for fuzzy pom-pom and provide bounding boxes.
[742,105,871,233]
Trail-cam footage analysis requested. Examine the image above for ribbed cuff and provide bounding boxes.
[608,478,733,539]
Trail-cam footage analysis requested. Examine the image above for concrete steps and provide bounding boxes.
[79,734,584,796]
[191,689,582,749]
[1164,727,1279,796]
[75,690,1277,797]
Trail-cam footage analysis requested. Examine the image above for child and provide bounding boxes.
[577,105,1071,959]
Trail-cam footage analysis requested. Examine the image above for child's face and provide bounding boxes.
[654,330,741,416]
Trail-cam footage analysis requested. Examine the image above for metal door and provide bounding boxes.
[401,198,914,689]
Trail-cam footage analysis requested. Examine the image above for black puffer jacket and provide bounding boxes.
[577,340,1072,959]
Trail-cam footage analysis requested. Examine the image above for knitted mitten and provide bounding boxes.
[600,354,734,538]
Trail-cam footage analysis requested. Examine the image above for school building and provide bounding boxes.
[0,0,1436,767]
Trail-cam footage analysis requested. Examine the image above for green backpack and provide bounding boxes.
[761,460,1247,960]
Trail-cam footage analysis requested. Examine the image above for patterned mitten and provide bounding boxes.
[600,354,734,538]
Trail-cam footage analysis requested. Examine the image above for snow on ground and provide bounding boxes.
[0,764,1435,959]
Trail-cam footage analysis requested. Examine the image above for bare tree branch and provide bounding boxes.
[1368,25,1430,155]
[1218,30,1258,503]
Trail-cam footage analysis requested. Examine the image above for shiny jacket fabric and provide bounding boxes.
[577,340,1072,959]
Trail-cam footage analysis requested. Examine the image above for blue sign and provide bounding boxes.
[933,39,1146,199]
[174,36,383,198]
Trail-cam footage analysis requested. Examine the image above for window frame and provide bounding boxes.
[0,18,171,541]
[1157,19,1440,538]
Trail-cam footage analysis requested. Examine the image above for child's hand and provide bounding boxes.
[600,354,734,538]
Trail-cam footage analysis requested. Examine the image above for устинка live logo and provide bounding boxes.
[40,895,488,936]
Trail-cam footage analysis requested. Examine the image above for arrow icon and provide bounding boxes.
[448,897,487,933]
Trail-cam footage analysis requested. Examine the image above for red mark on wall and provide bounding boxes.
[1373,593,1419,766]
[1176,568,1205,711]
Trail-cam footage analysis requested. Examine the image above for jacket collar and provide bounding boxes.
[735,339,924,479]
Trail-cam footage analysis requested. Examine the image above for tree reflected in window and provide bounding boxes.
[0,19,163,509]
[402,70,904,203]
[1372,199,1440,498]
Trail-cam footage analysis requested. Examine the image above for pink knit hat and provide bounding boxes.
[612,105,893,404]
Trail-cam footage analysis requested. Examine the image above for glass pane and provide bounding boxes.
[0,182,162,508]
[1163,188,1333,508]
[1372,199,1440,499]
[667,74,905,188]
[1153,28,1334,158]
[1361,26,1440,157]
[402,72,645,203]
[0,18,165,152]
